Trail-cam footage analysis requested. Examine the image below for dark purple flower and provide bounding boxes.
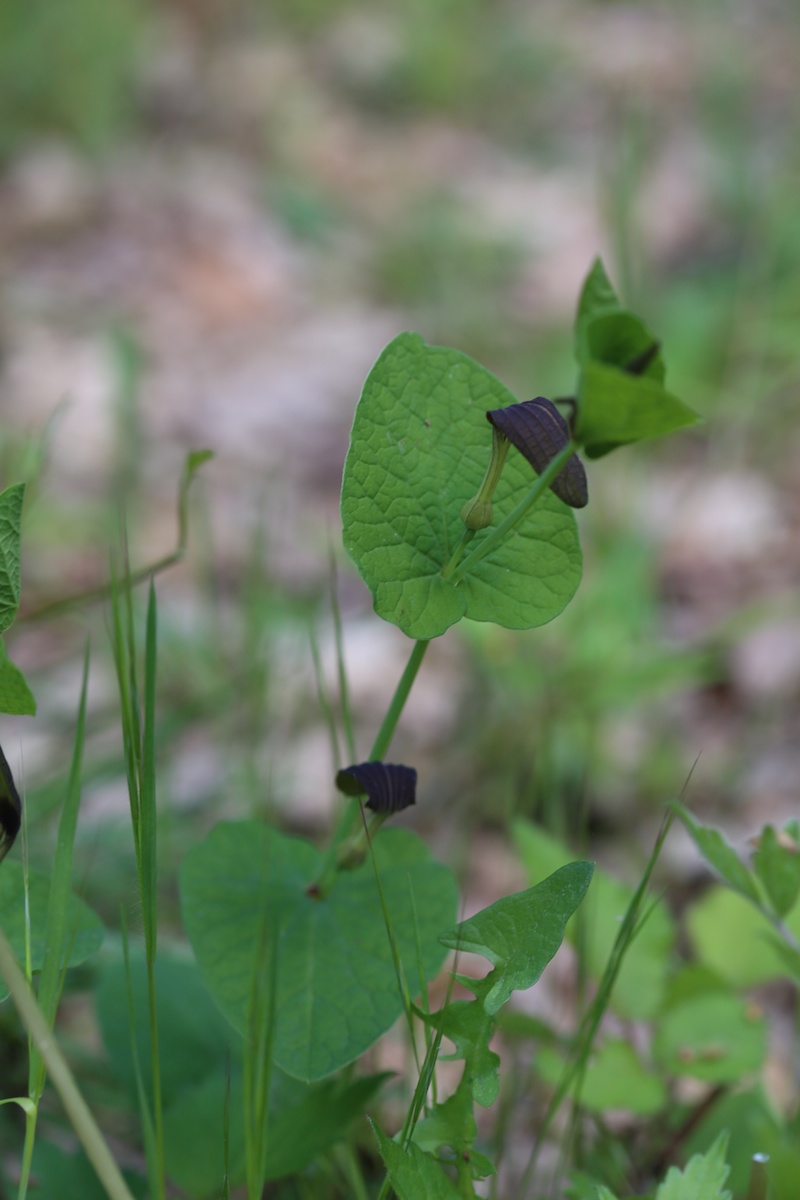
[487,397,588,508]
[335,761,417,815]
[0,744,21,864]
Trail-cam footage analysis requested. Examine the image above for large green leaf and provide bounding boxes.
[0,863,104,1001]
[180,822,458,1080]
[341,333,582,639]
[0,483,24,633]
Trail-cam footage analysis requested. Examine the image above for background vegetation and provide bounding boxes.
[0,0,799,1196]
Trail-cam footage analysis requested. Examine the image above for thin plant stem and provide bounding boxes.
[443,441,579,583]
[311,639,430,895]
[0,926,137,1200]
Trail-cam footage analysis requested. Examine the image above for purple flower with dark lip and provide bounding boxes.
[335,761,417,815]
[487,397,588,509]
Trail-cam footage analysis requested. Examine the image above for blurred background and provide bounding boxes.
[0,0,799,950]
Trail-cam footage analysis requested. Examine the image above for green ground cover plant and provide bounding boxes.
[0,260,797,1199]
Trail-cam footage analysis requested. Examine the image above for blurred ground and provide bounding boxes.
[0,0,799,1188]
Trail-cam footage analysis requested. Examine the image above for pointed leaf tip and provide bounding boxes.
[336,761,417,815]
[487,398,588,508]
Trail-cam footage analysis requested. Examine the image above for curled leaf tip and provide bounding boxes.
[487,397,588,508]
[335,761,417,815]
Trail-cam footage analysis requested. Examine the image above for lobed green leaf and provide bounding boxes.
[440,860,593,1014]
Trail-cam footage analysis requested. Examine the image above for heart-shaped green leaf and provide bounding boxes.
[179,822,458,1081]
[341,333,582,639]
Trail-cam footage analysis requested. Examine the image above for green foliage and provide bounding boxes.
[3,257,777,1200]
[0,863,103,1003]
[0,483,35,715]
[575,259,702,457]
[341,332,583,638]
[180,822,458,1080]
[0,0,145,160]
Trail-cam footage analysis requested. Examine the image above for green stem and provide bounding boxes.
[447,440,579,584]
[369,639,429,761]
[311,639,431,895]
[440,528,475,580]
[0,926,137,1200]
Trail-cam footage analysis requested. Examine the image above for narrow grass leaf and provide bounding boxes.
[32,644,91,1093]
[141,580,158,959]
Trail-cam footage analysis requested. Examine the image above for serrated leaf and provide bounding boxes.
[577,360,701,458]
[0,483,25,633]
[440,861,593,1014]
[655,1131,731,1200]
[674,803,762,905]
[372,1121,462,1200]
[0,862,104,1001]
[0,639,36,716]
[753,825,800,918]
[341,333,582,639]
[180,822,458,1080]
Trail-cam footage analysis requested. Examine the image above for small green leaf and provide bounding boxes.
[0,863,104,1001]
[0,639,36,716]
[654,993,766,1084]
[372,1120,462,1200]
[440,861,593,1014]
[655,1131,731,1200]
[537,1038,667,1116]
[341,333,582,639]
[577,361,701,458]
[674,803,763,906]
[752,825,800,918]
[514,820,674,1018]
[0,483,25,633]
[180,822,458,1080]
[580,310,666,384]
[687,886,790,987]
[575,257,621,327]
